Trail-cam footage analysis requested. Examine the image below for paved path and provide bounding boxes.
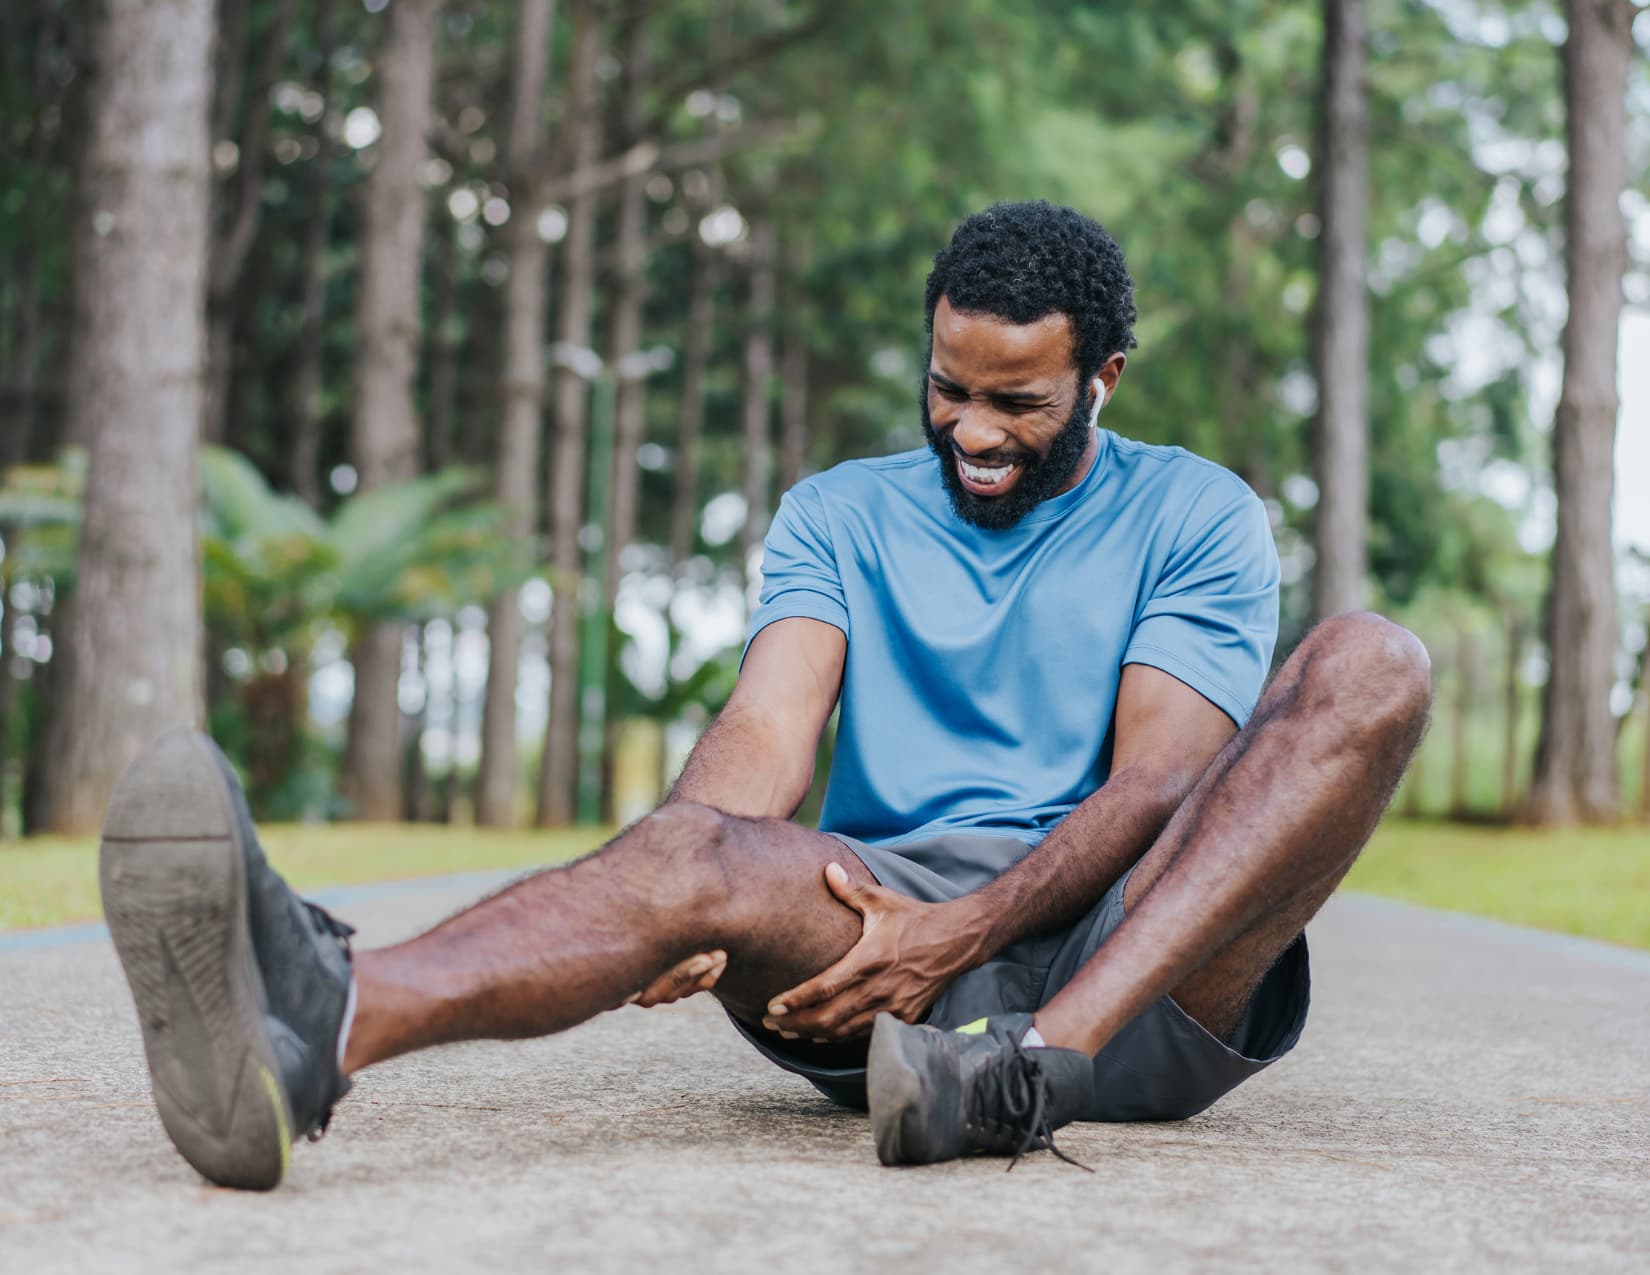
[3,875,1647,1273]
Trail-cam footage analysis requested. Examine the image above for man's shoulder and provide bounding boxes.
[1105,433,1253,496]
[787,448,934,505]
[1101,432,1264,527]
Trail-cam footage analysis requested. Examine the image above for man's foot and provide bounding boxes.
[99,728,355,1190]
[866,1012,1094,1169]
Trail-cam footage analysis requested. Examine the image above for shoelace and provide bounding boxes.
[972,1039,1093,1173]
[300,901,355,1141]
[304,901,356,952]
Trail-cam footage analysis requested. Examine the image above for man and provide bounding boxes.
[101,202,1430,1190]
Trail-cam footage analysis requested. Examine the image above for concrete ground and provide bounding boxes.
[2,873,1647,1274]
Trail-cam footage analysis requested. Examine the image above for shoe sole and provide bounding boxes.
[99,728,292,1191]
[867,1013,936,1166]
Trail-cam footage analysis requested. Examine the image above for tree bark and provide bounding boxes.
[1450,626,1475,817]
[40,0,214,835]
[204,0,298,446]
[538,0,603,827]
[604,4,651,612]
[1310,0,1370,620]
[289,0,339,506]
[1528,0,1632,826]
[475,0,556,829]
[341,0,441,822]
[2,259,40,471]
[668,0,727,570]
[1636,632,1650,823]
[736,218,776,581]
[424,222,461,472]
[776,234,811,498]
[0,590,19,834]
[1500,609,1524,818]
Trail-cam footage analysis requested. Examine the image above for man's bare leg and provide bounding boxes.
[1034,611,1432,1055]
[343,806,876,1073]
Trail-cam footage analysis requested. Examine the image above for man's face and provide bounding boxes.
[921,296,1105,530]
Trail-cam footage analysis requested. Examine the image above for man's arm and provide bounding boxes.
[763,664,1237,1038]
[949,663,1236,952]
[629,616,846,1009]
[668,616,846,818]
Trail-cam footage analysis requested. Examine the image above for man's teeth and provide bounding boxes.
[960,458,1015,486]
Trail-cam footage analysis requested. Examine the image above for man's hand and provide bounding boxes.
[628,949,728,1008]
[762,863,976,1042]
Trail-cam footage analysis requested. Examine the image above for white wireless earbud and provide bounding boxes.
[1088,379,1106,427]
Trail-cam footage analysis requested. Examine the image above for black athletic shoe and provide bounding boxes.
[867,1012,1095,1169]
[99,728,355,1190]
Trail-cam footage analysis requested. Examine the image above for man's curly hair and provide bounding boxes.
[924,201,1138,384]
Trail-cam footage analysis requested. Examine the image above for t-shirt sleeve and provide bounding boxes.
[1123,484,1280,727]
[744,481,850,656]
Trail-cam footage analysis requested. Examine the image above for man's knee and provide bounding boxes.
[627,801,744,919]
[1294,611,1433,741]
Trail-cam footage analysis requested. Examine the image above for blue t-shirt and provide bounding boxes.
[746,429,1280,849]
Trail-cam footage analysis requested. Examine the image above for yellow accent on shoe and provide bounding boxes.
[954,1017,990,1035]
[259,1066,292,1181]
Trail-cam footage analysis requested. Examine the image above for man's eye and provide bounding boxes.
[934,383,967,400]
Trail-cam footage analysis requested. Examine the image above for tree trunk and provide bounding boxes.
[670,240,719,565]
[402,621,431,821]
[736,218,776,581]
[538,0,603,827]
[341,0,440,822]
[1528,0,1631,826]
[1501,610,1524,818]
[289,0,339,506]
[667,0,727,570]
[475,0,555,829]
[1450,626,1475,817]
[2,251,41,471]
[0,592,19,834]
[604,2,651,613]
[1310,0,1370,621]
[1636,632,1650,822]
[204,0,298,446]
[424,222,461,471]
[776,235,810,498]
[40,0,214,835]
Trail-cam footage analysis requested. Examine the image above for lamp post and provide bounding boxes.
[552,341,674,825]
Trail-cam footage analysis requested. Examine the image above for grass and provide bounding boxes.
[3,817,1648,952]
[0,823,607,931]
[1344,818,1650,951]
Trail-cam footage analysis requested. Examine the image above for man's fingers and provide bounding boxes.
[634,950,726,1008]
[767,951,865,1018]
[768,984,876,1037]
[824,861,887,915]
[830,1008,882,1040]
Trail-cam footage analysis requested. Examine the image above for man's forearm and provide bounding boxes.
[666,703,815,820]
[942,765,1187,964]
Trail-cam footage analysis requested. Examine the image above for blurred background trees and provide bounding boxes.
[1,0,1647,838]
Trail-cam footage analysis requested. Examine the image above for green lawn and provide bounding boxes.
[0,823,608,931]
[1343,819,1650,951]
[3,818,1648,952]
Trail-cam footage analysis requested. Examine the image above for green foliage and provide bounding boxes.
[199,446,530,653]
[3,0,1648,824]
[0,452,84,586]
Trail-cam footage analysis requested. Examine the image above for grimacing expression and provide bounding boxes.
[920,297,1114,531]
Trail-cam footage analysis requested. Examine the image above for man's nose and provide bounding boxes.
[951,406,1011,457]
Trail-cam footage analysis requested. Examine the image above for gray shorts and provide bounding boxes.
[730,830,1310,1122]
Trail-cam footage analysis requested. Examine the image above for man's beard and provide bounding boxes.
[921,385,1096,530]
